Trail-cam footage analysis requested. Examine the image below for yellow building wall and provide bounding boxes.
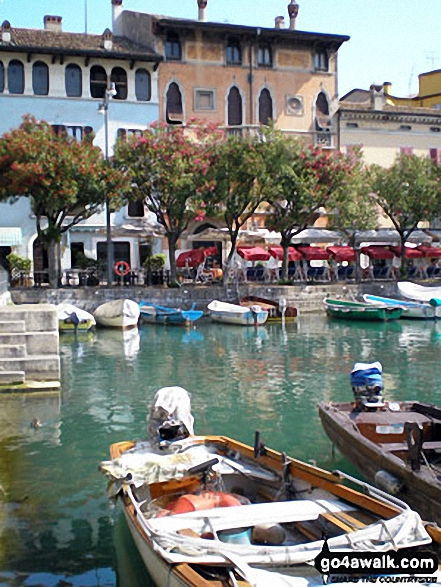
[157,35,338,136]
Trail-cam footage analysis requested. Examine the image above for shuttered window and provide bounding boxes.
[258,89,273,125]
[227,87,242,126]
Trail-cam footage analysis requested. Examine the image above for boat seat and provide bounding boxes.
[379,442,408,453]
[422,441,441,453]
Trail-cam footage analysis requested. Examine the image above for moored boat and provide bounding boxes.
[240,295,297,322]
[363,293,441,319]
[56,302,96,332]
[139,302,203,326]
[319,362,441,524]
[100,387,441,587]
[207,300,268,326]
[323,298,403,321]
[398,281,441,303]
[93,299,140,329]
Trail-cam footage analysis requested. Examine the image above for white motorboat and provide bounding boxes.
[363,293,441,319]
[56,302,96,332]
[207,300,268,325]
[93,299,140,329]
[397,281,441,303]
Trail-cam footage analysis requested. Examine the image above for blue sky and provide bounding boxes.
[1,0,440,98]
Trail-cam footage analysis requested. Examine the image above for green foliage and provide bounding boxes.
[143,253,166,271]
[113,121,217,282]
[6,253,31,272]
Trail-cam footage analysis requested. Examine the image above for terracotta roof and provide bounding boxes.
[338,101,441,117]
[0,27,160,61]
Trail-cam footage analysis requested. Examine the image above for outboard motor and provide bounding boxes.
[350,361,385,410]
[147,386,194,448]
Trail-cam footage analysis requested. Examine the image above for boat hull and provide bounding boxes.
[363,294,441,319]
[397,281,441,303]
[323,299,402,321]
[208,300,268,325]
[318,401,441,523]
[93,299,140,329]
[240,296,297,322]
[59,318,95,332]
[139,304,203,326]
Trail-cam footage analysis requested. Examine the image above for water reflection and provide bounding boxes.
[1,315,441,585]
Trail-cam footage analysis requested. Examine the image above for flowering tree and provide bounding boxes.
[114,122,216,285]
[204,131,266,282]
[369,153,441,271]
[262,128,359,280]
[0,116,128,287]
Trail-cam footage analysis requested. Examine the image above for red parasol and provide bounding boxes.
[176,249,206,268]
[237,246,270,261]
[268,246,302,261]
[389,246,423,259]
[361,246,394,260]
[295,246,330,261]
[326,246,356,263]
[416,246,441,258]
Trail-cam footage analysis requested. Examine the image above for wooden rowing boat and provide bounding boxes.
[100,388,440,587]
[323,298,403,321]
[240,296,297,322]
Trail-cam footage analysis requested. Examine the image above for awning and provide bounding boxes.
[354,229,431,247]
[390,246,423,259]
[268,246,302,261]
[237,246,270,262]
[326,246,355,262]
[361,246,394,260]
[291,228,342,245]
[295,246,330,261]
[176,249,206,268]
[416,245,441,258]
[0,227,22,246]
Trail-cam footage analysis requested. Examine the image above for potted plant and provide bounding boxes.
[7,253,32,286]
[143,253,167,285]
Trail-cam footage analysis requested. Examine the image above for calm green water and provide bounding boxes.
[1,315,441,586]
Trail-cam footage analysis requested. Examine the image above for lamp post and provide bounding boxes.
[99,82,117,285]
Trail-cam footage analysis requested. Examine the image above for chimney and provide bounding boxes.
[370,84,386,110]
[44,15,62,32]
[287,0,299,30]
[112,0,123,35]
[197,0,208,22]
[102,28,113,51]
[383,81,392,95]
[275,16,285,29]
[1,21,11,44]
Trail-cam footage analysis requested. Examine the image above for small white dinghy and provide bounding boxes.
[207,300,268,326]
[56,303,96,332]
[93,299,140,329]
[397,281,441,303]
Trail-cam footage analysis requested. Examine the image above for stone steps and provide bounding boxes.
[0,320,26,333]
[0,355,60,381]
[0,370,25,384]
[0,344,26,359]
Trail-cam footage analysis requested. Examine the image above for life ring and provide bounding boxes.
[114,260,130,277]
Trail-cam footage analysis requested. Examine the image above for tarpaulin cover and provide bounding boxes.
[390,246,423,259]
[350,361,383,390]
[268,246,302,261]
[295,246,330,261]
[361,246,394,260]
[176,249,205,267]
[416,246,441,258]
[237,246,270,261]
[326,246,355,262]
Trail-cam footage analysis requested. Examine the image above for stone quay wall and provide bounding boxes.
[10,281,405,315]
[0,304,60,388]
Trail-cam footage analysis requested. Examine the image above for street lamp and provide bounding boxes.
[98,82,117,286]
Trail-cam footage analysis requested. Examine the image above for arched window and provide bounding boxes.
[135,68,151,101]
[65,64,82,97]
[166,82,183,124]
[226,37,241,65]
[8,59,24,94]
[315,92,331,130]
[258,89,273,125]
[32,61,49,95]
[0,61,4,93]
[257,44,272,68]
[90,65,107,99]
[111,67,127,100]
[227,87,242,126]
[165,33,182,61]
[127,200,145,218]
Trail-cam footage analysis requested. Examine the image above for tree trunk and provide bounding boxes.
[167,234,179,285]
[223,232,238,286]
[47,241,59,288]
[280,240,290,281]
